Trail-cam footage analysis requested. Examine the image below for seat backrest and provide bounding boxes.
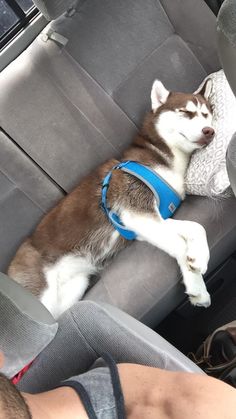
[0,0,219,266]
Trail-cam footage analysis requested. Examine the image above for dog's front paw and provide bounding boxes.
[186,241,210,275]
[188,290,211,308]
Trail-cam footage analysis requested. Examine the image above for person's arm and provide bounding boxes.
[117,364,236,419]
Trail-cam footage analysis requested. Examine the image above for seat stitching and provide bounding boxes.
[112,34,175,95]
[113,34,207,100]
[63,50,138,132]
[176,36,207,74]
[42,71,120,155]
[69,310,99,356]
[0,167,46,213]
[158,0,177,34]
[86,276,117,305]
[0,128,65,197]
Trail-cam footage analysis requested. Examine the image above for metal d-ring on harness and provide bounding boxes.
[101,160,182,240]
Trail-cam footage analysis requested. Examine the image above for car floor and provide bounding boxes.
[156,252,236,354]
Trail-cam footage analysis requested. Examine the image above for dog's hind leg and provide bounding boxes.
[41,254,96,319]
[121,211,211,308]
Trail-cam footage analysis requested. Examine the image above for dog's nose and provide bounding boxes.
[202,127,215,142]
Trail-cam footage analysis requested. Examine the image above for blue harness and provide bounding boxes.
[101,160,182,240]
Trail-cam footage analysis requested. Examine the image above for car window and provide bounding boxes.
[0,0,37,49]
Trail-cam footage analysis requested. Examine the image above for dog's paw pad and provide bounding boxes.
[187,256,198,272]
[186,252,208,275]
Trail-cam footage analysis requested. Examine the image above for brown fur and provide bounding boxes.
[7,89,208,298]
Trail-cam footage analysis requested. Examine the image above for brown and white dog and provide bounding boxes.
[8,80,215,319]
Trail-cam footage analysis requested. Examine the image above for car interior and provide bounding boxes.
[0,0,236,393]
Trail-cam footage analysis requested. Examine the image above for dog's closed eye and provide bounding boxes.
[178,109,196,119]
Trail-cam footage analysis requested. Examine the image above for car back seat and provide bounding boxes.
[0,130,62,271]
[1,0,236,325]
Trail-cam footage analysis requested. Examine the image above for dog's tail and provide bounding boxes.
[7,239,45,297]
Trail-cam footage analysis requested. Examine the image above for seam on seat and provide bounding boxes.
[158,0,177,35]
[62,50,139,129]
[158,0,176,33]
[141,281,162,300]
[138,271,183,321]
[112,34,206,103]
[0,128,66,196]
[0,167,46,214]
[176,36,207,74]
[69,310,100,357]
[94,277,117,305]
[78,302,169,369]
[112,34,175,96]
[38,61,121,156]
[64,49,139,132]
[0,177,16,202]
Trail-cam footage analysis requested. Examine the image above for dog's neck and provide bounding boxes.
[134,114,193,197]
[141,114,192,174]
[167,144,190,175]
[151,137,189,197]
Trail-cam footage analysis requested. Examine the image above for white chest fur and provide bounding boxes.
[153,147,189,198]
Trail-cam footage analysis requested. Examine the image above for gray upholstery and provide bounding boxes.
[86,195,236,325]
[217,0,236,96]
[0,273,58,378]
[227,134,236,197]
[0,40,137,191]
[18,300,203,393]
[0,131,63,272]
[0,0,235,324]
[1,0,219,188]
[33,0,76,20]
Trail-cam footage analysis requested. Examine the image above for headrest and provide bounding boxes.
[217,0,236,47]
[217,0,236,97]
[33,0,76,20]
[0,273,58,378]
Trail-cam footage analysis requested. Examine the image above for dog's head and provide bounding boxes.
[150,79,215,154]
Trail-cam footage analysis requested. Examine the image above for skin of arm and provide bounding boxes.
[117,364,236,419]
[18,363,236,419]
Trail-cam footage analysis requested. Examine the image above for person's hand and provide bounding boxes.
[118,363,236,419]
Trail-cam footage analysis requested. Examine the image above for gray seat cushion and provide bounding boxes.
[1,0,235,324]
[0,131,62,272]
[86,195,236,325]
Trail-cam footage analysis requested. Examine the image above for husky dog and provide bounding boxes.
[8,79,214,319]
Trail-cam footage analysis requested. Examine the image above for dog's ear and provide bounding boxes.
[194,78,212,101]
[151,80,169,112]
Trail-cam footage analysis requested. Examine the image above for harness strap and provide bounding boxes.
[101,160,182,240]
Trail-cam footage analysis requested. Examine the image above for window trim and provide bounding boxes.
[0,1,39,50]
[0,13,46,72]
[6,0,25,19]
